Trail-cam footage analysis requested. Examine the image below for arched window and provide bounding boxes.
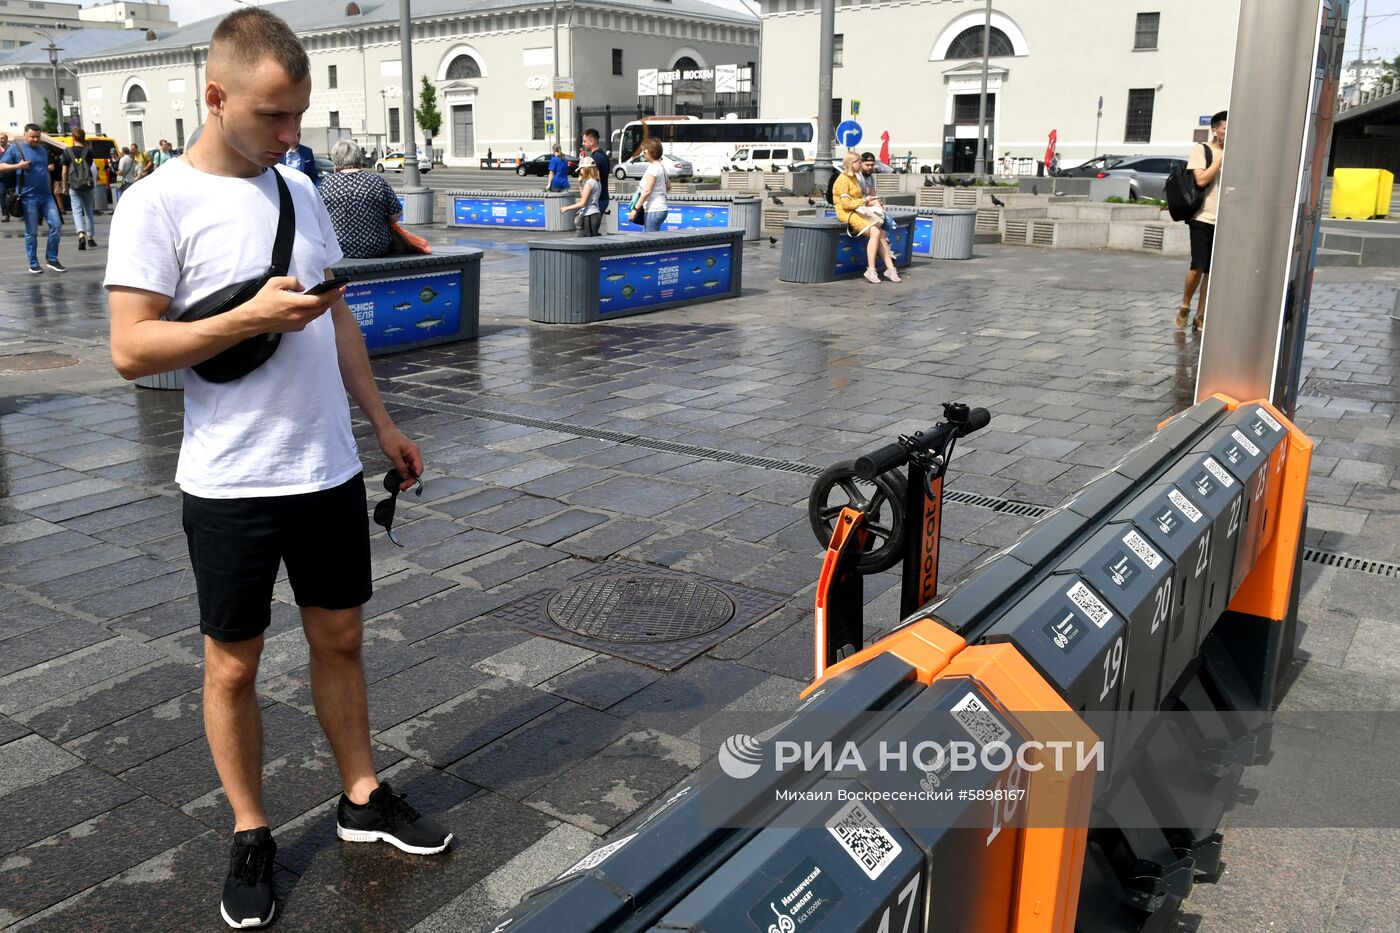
[445,54,481,79]
[673,56,699,72]
[125,84,147,103]
[945,26,1014,59]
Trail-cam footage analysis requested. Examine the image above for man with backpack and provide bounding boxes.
[61,127,99,251]
[1175,110,1226,330]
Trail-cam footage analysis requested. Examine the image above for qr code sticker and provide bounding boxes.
[951,691,1012,747]
[1066,580,1114,629]
[556,832,637,880]
[1255,408,1282,432]
[1231,430,1260,457]
[1121,529,1162,570]
[1167,488,1203,523]
[826,800,902,880]
[1203,457,1234,488]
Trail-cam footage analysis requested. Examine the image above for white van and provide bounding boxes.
[728,146,806,172]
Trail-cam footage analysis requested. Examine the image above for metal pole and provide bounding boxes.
[1093,95,1102,159]
[552,0,559,147]
[48,44,62,131]
[398,0,421,187]
[1195,0,1346,416]
[1356,0,1368,100]
[973,0,991,180]
[814,0,835,193]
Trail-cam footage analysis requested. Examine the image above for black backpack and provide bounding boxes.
[66,147,94,191]
[1165,143,1213,222]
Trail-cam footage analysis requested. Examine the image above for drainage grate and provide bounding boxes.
[1004,221,1028,244]
[381,391,826,476]
[1301,547,1400,579]
[490,559,786,670]
[944,487,1051,518]
[1142,225,1165,251]
[548,575,735,642]
[1031,221,1055,247]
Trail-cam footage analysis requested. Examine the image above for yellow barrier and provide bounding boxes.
[1330,167,1394,219]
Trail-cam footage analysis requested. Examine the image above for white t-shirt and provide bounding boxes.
[104,159,359,499]
[642,162,669,212]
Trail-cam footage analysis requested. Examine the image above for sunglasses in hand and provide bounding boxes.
[373,467,422,547]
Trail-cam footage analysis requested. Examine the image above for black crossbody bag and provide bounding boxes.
[177,170,295,383]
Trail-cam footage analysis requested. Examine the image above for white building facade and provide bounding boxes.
[758,0,1238,170]
[71,0,759,165]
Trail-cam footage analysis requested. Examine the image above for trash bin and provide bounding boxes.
[1330,168,1390,220]
[135,369,184,390]
[1376,169,1394,218]
[93,186,109,213]
[398,187,435,225]
[926,208,977,259]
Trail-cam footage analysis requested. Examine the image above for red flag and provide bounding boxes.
[1044,129,1058,167]
[878,130,890,166]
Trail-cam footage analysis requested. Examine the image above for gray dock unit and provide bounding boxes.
[912,208,977,259]
[778,215,915,283]
[610,194,762,240]
[444,189,575,232]
[333,249,482,355]
[529,230,744,323]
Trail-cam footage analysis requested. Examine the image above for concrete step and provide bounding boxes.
[1315,246,1362,267]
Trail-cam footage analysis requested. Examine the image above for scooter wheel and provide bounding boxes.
[807,460,907,573]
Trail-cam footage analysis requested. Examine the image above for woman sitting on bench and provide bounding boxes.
[833,151,900,284]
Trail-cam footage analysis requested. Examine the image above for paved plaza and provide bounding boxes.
[1,211,1399,931]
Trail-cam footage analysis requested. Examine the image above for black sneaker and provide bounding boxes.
[220,826,276,929]
[28,265,41,274]
[78,235,86,251]
[88,236,99,248]
[336,782,452,854]
[46,261,67,273]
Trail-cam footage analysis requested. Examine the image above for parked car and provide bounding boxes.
[515,153,580,177]
[612,154,693,181]
[728,146,806,172]
[788,158,894,174]
[375,151,432,173]
[1087,155,1186,200]
[1055,154,1132,178]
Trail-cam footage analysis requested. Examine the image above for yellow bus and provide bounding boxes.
[44,132,121,186]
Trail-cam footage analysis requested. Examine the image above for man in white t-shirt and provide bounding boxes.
[105,10,449,929]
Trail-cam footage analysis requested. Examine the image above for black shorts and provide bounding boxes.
[1188,220,1215,273]
[183,473,373,642]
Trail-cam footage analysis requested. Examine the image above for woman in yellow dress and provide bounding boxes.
[832,151,899,283]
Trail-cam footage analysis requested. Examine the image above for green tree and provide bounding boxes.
[42,98,58,133]
[415,76,442,139]
[1380,55,1400,85]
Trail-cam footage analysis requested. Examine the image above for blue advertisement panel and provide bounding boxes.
[597,243,733,316]
[913,216,933,254]
[617,203,731,233]
[345,269,463,350]
[834,221,912,277]
[396,194,406,212]
[452,196,547,228]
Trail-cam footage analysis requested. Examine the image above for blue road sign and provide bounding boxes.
[837,120,863,148]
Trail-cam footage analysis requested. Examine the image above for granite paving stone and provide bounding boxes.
[474,637,598,687]
[0,733,83,798]
[16,659,204,743]
[0,637,164,716]
[0,617,111,677]
[565,475,704,517]
[448,701,631,800]
[0,764,142,855]
[0,795,207,925]
[539,655,665,710]
[375,676,565,767]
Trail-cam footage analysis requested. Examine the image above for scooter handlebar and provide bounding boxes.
[853,408,991,480]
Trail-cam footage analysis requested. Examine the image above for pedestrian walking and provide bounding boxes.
[1177,110,1227,331]
[112,144,138,203]
[546,143,569,192]
[562,156,602,236]
[636,137,670,231]
[0,132,11,223]
[0,124,65,273]
[486,146,493,167]
[104,10,449,929]
[581,127,611,216]
[61,127,99,250]
[153,138,176,169]
[281,131,321,185]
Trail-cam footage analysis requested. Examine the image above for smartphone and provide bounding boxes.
[304,276,350,296]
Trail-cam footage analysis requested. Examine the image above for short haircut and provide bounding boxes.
[72,127,86,142]
[1211,110,1228,128]
[859,152,875,161]
[207,8,309,85]
[583,128,599,141]
[330,138,362,169]
[640,136,662,159]
[24,123,40,133]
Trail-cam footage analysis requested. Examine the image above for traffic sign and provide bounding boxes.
[836,119,863,148]
[545,122,555,135]
[851,99,861,117]
[554,76,575,100]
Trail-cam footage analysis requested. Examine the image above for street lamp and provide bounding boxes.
[45,39,62,133]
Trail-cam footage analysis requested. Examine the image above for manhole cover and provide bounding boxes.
[547,575,736,643]
[0,352,76,373]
